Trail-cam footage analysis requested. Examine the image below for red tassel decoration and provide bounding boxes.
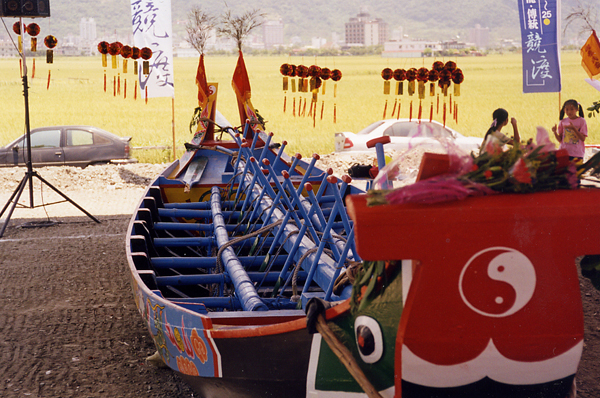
[283,96,287,113]
[117,74,121,96]
[46,70,51,90]
[302,98,307,116]
[32,59,35,78]
[113,76,116,96]
[104,72,107,92]
[124,79,127,99]
[333,103,337,123]
[455,103,458,123]
[313,107,316,128]
[308,100,314,117]
[443,103,447,127]
[383,100,388,119]
[145,86,148,104]
[397,101,401,119]
[429,103,433,122]
[436,94,440,114]
[320,101,324,120]
[409,101,413,122]
[449,94,453,114]
[134,83,137,100]
[19,59,22,77]
[293,97,296,117]
[418,100,422,121]
[391,99,397,118]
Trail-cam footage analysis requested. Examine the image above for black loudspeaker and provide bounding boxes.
[0,0,50,17]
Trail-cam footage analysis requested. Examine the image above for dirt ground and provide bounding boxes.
[0,164,599,398]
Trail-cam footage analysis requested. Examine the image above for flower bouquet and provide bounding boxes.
[367,127,597,207]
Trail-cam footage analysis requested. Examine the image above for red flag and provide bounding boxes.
[581,30,600,79]
[232,51,251,125]
[196,54,209,108]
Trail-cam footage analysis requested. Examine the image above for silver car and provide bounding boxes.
[0,125,137,168]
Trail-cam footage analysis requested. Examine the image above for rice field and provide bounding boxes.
[0,52,598,162]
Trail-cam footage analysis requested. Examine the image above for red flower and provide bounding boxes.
[511,158,532,184]
[471,164,479,172]
[484,170,493,179]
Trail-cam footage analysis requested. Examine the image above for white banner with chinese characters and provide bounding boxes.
[518,0,561,93]
[130,0,175,98]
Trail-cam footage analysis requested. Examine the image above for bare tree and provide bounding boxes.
[186,7,217,55]
[564,1,598,38]
[217,6,265,52]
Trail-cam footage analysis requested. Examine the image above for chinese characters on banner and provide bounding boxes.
[130,0,175,98]
[581,31,600,79]
[518,0,561,93]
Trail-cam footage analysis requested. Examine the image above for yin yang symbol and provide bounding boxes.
[459,247,536,318]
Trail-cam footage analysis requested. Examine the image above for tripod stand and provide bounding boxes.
[0,18,100,238]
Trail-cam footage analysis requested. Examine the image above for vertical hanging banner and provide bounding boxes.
[131,0,175,98]
[518,0,561,93]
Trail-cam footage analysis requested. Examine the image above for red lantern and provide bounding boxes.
[381,68,393,80]
[98,41,109,54]
[444,60,457,72]
[320,67,331,80]
[131,47,141,60]
[393,69,406,81]
[12,22,24,35]
[296,65,309,78]
[330,69,342,82]
[280,63,290,75]
[308,65,321,78]
[121,45,132,58]
[451,68,464,84]
[286,64,297,77]
[26,23,40,37]
[416,67,429,82]
[432,61,444,72]
[140,47,153,60]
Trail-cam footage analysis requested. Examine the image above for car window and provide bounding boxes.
[384,122,412,137]
[25,129,61,148]
[94,134,111,145]
[67,129,94,146]
[357,121,385,135]
[406,122,453,139]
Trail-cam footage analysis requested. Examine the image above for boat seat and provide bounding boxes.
[137,269,158,290]
[143,197,161,223]
[131,251,153,271]
[132,221,160,257]
[147,186,165,208]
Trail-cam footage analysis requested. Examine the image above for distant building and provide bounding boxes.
[311,37,327,49]
[263,19,284,49]
[80,18,96,43]
[382,39,441,58]
[345,11,388,46]
[469,24,489,49]
[0,40,16,57]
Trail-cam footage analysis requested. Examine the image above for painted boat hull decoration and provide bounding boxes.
[126,55,599,398]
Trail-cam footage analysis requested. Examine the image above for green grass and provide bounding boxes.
[0,52,598,162]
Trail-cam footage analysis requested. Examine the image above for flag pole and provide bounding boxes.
[172,96,176,161]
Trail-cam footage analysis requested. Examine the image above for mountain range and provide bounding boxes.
[1,0,594,47]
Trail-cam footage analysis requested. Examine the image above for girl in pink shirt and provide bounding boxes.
[552,99,588,161]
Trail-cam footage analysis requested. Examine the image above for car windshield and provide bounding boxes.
[383,121,455,139]
[356,121,386,135]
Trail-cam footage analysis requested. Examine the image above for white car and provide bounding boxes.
[334,119,482,154]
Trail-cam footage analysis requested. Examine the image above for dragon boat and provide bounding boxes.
[125,52,600,398]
